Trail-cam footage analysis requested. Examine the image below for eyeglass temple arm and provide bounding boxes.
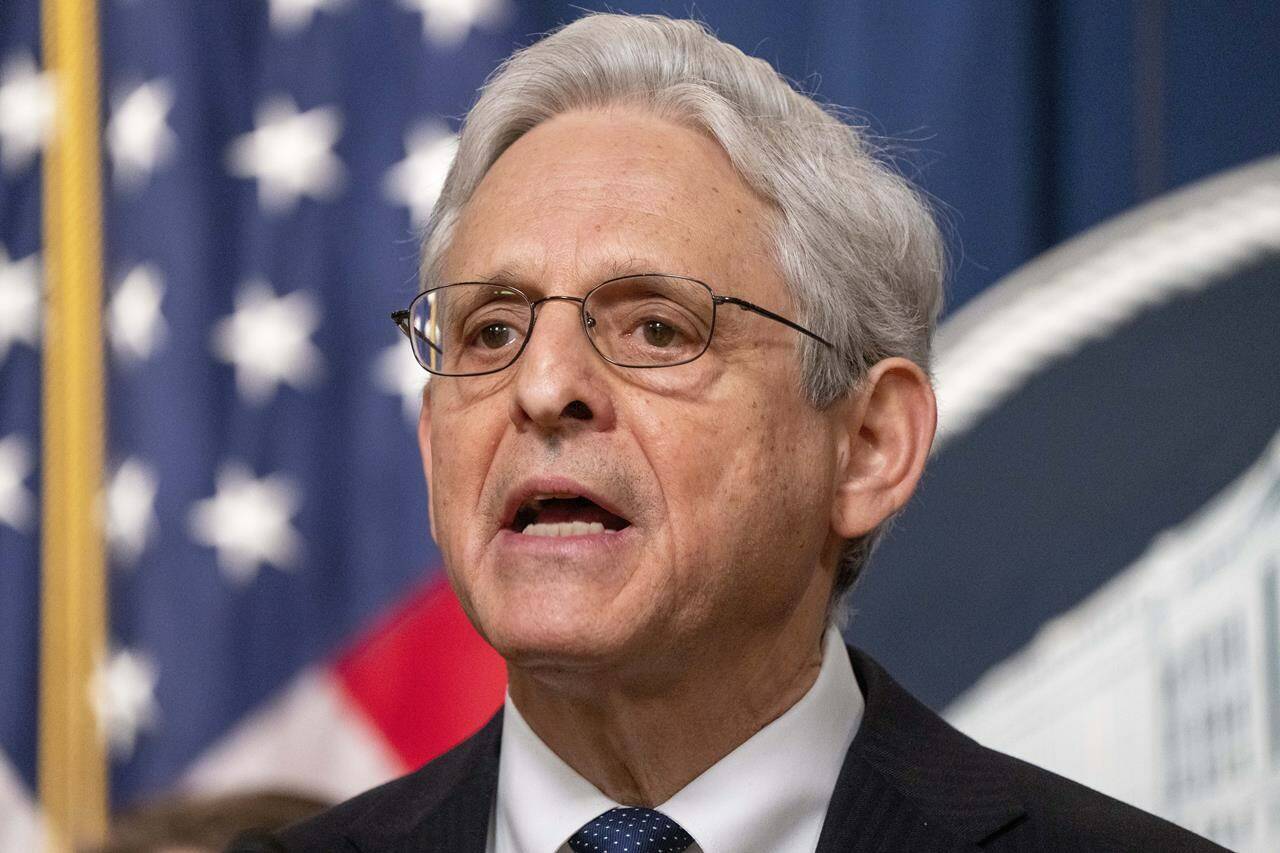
[391,310,445,356]
[713,296,835,349]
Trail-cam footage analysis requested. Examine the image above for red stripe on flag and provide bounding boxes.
[333,574,507,768]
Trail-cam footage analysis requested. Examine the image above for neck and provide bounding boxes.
[507,616,828,806]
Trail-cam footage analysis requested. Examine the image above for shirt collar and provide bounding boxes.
[492,627,863,852]
[493,683,617,853]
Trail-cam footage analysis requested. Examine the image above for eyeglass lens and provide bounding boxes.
[408,276,715,376]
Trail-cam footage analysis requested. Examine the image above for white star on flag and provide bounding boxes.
[211,280,324,404]
[0,246,40,365]
[227,96,344,213]
[0,434,34,533]
[267,0,348,34]
[109,263,167,363]
[107,79,177,190]
[399,0,508,48]
[0,51,56,173]
[188,462,303,585]
[374,340,427,425]
[383,122,457,227]
[106,458,160,566]
[90,649,159,758]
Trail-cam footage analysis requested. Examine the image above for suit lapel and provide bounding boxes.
[401,763,498,853]
[345,710,503,853]
[814,750,978,853]
[815,648,1026,852]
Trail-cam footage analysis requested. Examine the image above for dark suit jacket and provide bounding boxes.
[260,646,1225,852]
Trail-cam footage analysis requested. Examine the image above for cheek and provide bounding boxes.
[652,394,822,564]
[428,451,463,537]
[721,418,832,615]
[428,403,502,550]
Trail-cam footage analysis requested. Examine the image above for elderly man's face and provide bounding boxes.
[421,109,843,679]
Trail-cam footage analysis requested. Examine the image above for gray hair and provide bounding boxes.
[422,13,945,608]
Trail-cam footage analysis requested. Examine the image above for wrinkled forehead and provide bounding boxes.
[439,109,784,301]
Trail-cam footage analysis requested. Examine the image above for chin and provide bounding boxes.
[448,541,666,675]
[474,594,644,675]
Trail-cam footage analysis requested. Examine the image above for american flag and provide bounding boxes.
[0,1,534,845]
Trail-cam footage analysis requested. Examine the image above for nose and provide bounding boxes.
[508,298,617,435]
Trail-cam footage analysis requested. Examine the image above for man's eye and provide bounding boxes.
[641,320,678,348]
[477,323,515,349]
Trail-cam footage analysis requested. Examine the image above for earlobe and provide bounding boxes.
[830,357,937,539]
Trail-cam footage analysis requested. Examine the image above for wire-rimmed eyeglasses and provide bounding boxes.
[391,273,833,377]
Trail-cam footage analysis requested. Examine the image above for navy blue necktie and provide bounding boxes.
[567,806,695,853]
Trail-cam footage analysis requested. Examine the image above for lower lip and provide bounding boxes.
[493,525,638,555]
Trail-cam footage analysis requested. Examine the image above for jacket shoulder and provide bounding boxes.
[845,647,1226,852]
[263,710,502,853]
[975,740,1226,852]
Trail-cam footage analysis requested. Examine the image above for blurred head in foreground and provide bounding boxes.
[92,789,328,853]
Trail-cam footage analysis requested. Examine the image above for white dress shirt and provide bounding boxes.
[487,627,864,853]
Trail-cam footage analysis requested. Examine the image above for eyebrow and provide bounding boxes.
[466,256,685,291]
[470,264,528,286]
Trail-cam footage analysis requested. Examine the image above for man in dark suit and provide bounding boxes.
[266,13,1223,852]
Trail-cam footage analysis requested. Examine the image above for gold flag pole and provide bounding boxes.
[38,0,109,848]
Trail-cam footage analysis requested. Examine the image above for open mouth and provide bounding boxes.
[509,493,631,538]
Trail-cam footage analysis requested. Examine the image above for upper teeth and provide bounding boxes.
[531,492,579,503]
[522,521,608,537]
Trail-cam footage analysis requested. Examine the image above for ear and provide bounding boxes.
[830,357,937,539]
[417,380,439,543]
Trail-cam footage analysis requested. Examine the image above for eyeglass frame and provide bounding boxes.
[391,273,834,377]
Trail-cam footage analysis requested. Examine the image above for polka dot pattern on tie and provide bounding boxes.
[567,806,695,853]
